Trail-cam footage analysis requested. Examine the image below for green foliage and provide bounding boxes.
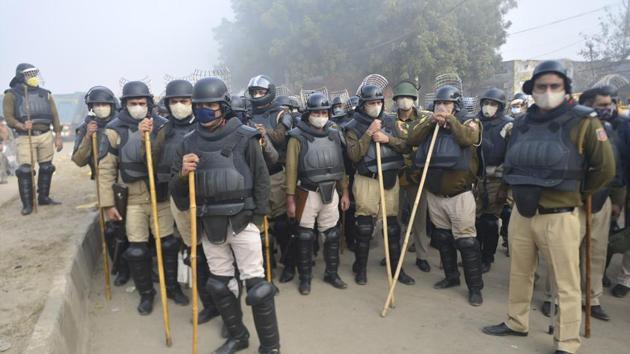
[580,1,630,62]
[215,0,516,92]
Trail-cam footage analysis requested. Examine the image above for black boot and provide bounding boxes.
[323,227,347,289]
[105,221,130,286]
[477,214,499,273]
[246,279,281,354]
[114,242,131,286]
[207,276,250,354]
[387,217,415,286]
[162,236,189,305]
[500,205,511,256]
[432,229,460,289]
[37,162,61,205]
[456,237,484,306]
[16,164,34,215]
[195,248,220,324]
[354,216,373,285]
[296,227,314,295]
[125,243,156,315]
[277,217,296,283]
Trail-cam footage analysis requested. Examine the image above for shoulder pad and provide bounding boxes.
[502,115,515,122]
[106,117,123,129]
[152,115,168,127]
[279,112,293,129]
[237,124,260,139]
[572,104,597,118]
[287,127,302,139]
[39,87,52,95]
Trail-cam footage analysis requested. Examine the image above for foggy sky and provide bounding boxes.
[0,0,617,94]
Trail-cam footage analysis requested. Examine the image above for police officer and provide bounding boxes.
[153,80,205,310]
[170,77,280,354]
[408,85,484,306]
[345,84,415,286]
[285,93,350,294]
[330,96,352,127]
[247,75,295,283]
[482,60,615,354]
[392,80,432,273]
[72,86,130,287]
[509,92,528,120]
[3,63,63,215]
[475,88,513,273]
[98,81,177,315]
[231,95,249,124]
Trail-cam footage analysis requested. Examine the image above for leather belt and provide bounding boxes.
[537,207,575,215]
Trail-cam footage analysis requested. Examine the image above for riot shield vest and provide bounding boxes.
[289,120,344,203]
[156,117,195,184]
[503,104,589,216]
[480,114,513,167]
[8,85,53,126]
[107,112,166,184]
[345,112,404,177]
[413,114,472,171]
[251,106,289,174]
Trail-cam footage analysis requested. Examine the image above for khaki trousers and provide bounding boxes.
[353,174,399,217]
[401,184,429,259]
[506,207,581,353]
[16,131,54,164]
[126,201,174,242]
[426,191,476,239]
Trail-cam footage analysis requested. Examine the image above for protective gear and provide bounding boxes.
[476,214,500,266]
[127,105,148,120]
[85,86,118,108]
[365,104,382,118]
[156,117,196,187]
[93,105,112,119]
[191,247,220,324]
[231,95,247,112]
[480,115,513,167]
[26,77,40,87]
[595,107,613,120]
[7,86,54,125]
[107,112,167,184]
[455,237,484,296]
[194,107,221,124]
[482,104,498,118]
[386,217,415,285]
[288,121,344,203]
[513,92,528,102]
[396,97,415,111]
[37,162,61,205]
[207,276,250,353]
[121,81,153,100]
[74,115,112,179]
[414,114,472,172]
[347,96,359,111]
[345,112,404,188]
[522,60,572,95]
[164,80,193,100]
[192,76,232,122]
[296,227,315,295]
[162,236,189,305]
[354,215,374,285]
[433,86,462,113]
[16,164,34,215]
[431,229,460,289]
[182,120,259,244]
[245,278,281,353]
[322,227,347,289]
[308,116,328,128]
[392,80,419,100]
[332,106,345,117]
[358,84,385,107]
[124,243,156,315]
[169,102,192,120]
[532,91,566,110]
[248,75,276,108]
[9,63,36,87]
[503,104,590,217]
[480,88,506,110]
[273,95,292,109]
[305,93,331,112]
[511,107,522,115]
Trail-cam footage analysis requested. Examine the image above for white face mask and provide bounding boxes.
[365,103,382,118]
[511,107,522,115]
[482,104,498,118]
[170,102,192,120]
[532,91,565,110]
[127,105,148,120]
[396,97,414,111]
[93,105,111,119]
[309,115,329,128]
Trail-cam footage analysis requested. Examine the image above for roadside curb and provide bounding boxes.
[23,217,98,354]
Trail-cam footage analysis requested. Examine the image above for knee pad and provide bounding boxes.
[323,226,340,242]
[206,275,233,298]
[245,278,274,306]
[39,162,55,174]
[431,228,454,247]
[356,216,373,240]
[297,227,315,242]
[16,164,32,178]
[272,214,289,236]
[455,237,479,250]
[124,243,149,261]
[161,235,180,253]
[386,217,400,238]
